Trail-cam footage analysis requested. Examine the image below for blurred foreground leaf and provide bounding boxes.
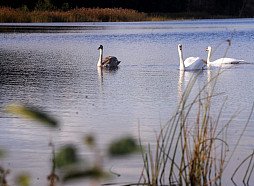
[55,145,79,168]
[0,149,5,159]
[63,168,109,182]
[16,173,30,186]
[109,137,139,156]
[84,135,95,148]
[0,167,10,186]
[6,104,58,128]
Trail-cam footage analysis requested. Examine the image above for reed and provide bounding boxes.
[0,7,148,23]
[139,41,254,185]
[0,6,237,23]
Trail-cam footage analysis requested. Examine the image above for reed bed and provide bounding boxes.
[0,7,148,23]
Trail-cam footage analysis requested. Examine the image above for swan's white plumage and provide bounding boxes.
[178,44,205,71]
[206,46,244,66]
[97,45,120,68]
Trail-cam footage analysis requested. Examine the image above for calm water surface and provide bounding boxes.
[1,19,254,185]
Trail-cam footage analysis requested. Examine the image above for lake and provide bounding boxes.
[1,19,254,185]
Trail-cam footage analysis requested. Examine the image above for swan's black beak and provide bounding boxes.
[205,48,208,51]
[179,45,182,50]
[98,45,103,50]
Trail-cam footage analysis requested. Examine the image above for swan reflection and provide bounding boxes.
[97,66,119,94]
[178,69,206,102]
[178,70,195,100]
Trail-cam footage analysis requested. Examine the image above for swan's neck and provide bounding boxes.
[178,48,185,70]
[207,49,212,64]
[97,49,103,67]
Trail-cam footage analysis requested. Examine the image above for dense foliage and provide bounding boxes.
[1,0,254,17]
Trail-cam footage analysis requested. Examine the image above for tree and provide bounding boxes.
[35,0,54,11]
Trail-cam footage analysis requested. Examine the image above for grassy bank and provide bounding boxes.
[0,7,148,23]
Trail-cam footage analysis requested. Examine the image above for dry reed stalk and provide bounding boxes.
[0,7,148,23]
[139,39,253,186]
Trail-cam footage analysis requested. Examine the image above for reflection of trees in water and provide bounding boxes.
[0,49,76,86]
[0,49,82,109]
[0,25,109,34]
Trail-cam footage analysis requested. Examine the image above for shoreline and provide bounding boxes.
[0,7,252,23]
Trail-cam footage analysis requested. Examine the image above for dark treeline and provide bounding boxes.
[1,0,254,17]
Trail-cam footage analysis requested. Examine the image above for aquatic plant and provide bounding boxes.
[138,40,254,185]
[231,150,254,185]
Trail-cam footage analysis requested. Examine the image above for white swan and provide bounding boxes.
[97,45,121,68]
[206,46,244,66]
[178,44,205,71]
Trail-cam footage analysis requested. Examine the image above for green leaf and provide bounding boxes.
[0,149,5,158]
[108,137,139,156]
[84,135,95,148]
[16,174,30,186]
[63,168,109,182]
[55,145,79,168]
[6,104,58,128]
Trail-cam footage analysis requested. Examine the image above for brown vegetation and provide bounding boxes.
[0,7,148,23]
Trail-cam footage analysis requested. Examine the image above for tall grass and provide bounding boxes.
[0,7,148,23]
[139,42,254,185]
